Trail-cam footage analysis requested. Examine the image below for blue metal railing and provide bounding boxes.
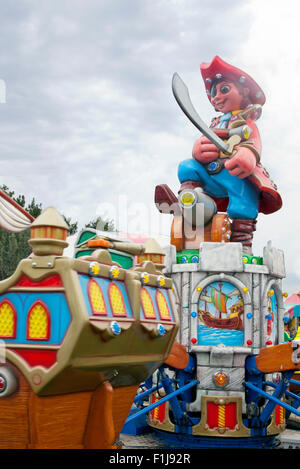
[125,379,198,424]
[245,379,300,423]
[134,383,164,405]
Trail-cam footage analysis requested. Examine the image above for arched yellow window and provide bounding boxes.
[88,279,107,315]
[0,300,16,338]
[27,301,50,340]
[141,288,156,319]
[156,290,171,321]
[108,283,126,317]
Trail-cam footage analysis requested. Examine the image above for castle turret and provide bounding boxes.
[28,206,69,256]
[136,238,165,272]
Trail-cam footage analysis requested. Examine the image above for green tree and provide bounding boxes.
[63,215,78,235]
[85,216,115,232]
[0,185,44,280]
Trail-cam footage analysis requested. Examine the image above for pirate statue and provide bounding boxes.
[155,56,282,254]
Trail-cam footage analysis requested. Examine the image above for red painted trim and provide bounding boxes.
[26,300,51,341]
[0,189,34,221]
[14,274,63,288]
[11,348,57,369]
[0,298,16,338]
[141,287,156,320]
[155,290,171,321]
[87,279,108,316]
[108,282,127,317]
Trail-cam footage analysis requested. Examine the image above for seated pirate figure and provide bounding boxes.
[177,56,282,254]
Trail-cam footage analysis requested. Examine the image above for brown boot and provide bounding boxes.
[155,184,181,215]
[230,219,257,255]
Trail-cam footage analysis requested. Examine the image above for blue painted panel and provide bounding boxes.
[0,291,71,345]
[79,274,133,318]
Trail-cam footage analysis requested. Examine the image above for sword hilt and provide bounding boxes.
[220,134,242,158]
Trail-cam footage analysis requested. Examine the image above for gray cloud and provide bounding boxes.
[1,0,298,295]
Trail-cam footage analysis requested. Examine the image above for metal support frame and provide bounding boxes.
[125,378,198,425]
[134,383,164,405]
[245,370,300,426]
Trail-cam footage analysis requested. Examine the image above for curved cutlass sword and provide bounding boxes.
[172,72,241,155]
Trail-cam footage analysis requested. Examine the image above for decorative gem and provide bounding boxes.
[141,272,150,284]
[157,275,166,287]
[89,262,100,276]
[191,337,197,344]
[242,287,249,293]
[247,339,253,346]
[110,321,121,336]
[214,371,228,387]
[109,265,120,279]
[191,312,197,318]
[157,323,166,336]
[191,255,199,263]
[247,313,253,319]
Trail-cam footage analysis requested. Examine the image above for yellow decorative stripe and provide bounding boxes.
[218,405,226,428]
[280,406,284,424]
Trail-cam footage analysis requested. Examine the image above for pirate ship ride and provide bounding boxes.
[0,196,178,449]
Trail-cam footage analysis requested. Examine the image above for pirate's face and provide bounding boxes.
[211,79,247,113]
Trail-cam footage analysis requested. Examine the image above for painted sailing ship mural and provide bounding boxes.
[197,281,244,346]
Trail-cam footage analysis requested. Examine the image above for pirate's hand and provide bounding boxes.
[193,136,219,163]
[224,147,256,179]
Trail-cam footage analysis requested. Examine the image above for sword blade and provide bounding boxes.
[172,73,229,153]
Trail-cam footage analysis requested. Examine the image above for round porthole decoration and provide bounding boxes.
[0,366,18,397]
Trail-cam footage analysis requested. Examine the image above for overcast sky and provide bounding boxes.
[0,0,299,294]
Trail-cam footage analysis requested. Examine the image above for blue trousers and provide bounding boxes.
[178,158,259,220]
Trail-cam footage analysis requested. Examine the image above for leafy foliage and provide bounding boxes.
[0,185,43,280]
[85,216,115,232]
